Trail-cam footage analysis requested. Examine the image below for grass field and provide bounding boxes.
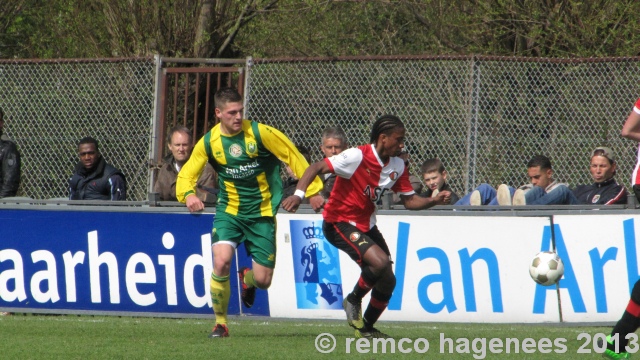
[0,313,626,359]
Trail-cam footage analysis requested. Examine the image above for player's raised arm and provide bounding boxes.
[257,122,324,198]
[281,159,331,213]
[176,135,209,212]
[622,99,640,142]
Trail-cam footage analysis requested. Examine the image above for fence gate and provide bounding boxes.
[151,57,247,192]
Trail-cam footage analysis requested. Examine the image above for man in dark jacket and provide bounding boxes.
[0,108,20,198]
[68,137,126,200]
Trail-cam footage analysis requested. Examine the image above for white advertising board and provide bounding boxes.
[553,214,640,323]
[270,213,566,323]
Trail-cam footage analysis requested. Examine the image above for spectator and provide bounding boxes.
[455,155,564,206]
[0,107,20,197]
[68,137,126,200]
[621,97,640,203]
[319,126,347,199]
[418,158,459,204]
[510,147,627,205]
[154,126,217,204]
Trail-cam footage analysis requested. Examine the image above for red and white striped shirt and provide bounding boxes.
[323,144,415,232]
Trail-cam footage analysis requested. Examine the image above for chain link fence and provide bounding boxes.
[1,55,639,201]
[0,58,156,201]
[246,56,640,196]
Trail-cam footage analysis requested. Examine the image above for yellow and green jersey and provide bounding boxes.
[177,119,323,218]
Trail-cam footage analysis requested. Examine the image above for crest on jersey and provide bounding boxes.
[389,171,399,181]
[247,141,258,156]
[229,144,243,158]
[349,232,361,243]
[592,195,600,203]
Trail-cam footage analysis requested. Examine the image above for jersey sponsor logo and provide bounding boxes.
[592,194,600,203]
[390,171,399,181]
[268,254,275,262]
[349,232,361,242]
[246,141,258,156]
[364,185,388,203]
[229,144,243,158]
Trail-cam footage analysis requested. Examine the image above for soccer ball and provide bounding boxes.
[529,251,564,286]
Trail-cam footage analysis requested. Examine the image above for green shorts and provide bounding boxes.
[211,212,277,268]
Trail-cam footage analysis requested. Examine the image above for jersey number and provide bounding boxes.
[364,185,388,203]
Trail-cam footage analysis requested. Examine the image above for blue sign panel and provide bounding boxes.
[0,208,267,316]
[290,220,343,309]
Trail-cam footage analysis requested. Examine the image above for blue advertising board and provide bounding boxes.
[0,208,269,316]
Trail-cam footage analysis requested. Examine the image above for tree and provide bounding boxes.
[98,0,278,58]
[234,0,640,58]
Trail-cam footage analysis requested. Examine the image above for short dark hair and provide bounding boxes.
[420,158,446,175]
[78,136,99,152]
[369,115,404,144]
[526,155,552,170]
[167,125,192,144]
[214,87,243,109]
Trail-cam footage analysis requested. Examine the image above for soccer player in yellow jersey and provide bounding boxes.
[176,87,324,338]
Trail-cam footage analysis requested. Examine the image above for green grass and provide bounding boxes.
[0,313,626,359]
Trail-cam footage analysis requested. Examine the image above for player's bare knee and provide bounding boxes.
[255,278,272,289]
[369,256,390,275]
[252,268,274,289]
[213,260,231,276]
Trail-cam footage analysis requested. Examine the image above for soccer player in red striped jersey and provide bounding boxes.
[622,98,640,204]
[282,114,451,338]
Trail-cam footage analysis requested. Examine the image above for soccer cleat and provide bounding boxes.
[355,326,392,339]
[496,184,512,206]
[599,335,629,359]
[238,267,256,308]
[469,190,481,205]
[208,323,229,338]
[512,189,526,206]
[343,297,364,329]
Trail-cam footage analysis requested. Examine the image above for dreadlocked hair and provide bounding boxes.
[369,115,404,144]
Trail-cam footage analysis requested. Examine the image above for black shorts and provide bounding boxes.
[322,221,391,266]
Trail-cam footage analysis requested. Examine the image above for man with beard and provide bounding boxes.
[68,136,126,200]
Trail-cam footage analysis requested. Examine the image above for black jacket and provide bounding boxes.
[0,139,20,197]
[69,157,126,200]
[321,173,337,199]
[573,178,627,205]
[419,182,460,204]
